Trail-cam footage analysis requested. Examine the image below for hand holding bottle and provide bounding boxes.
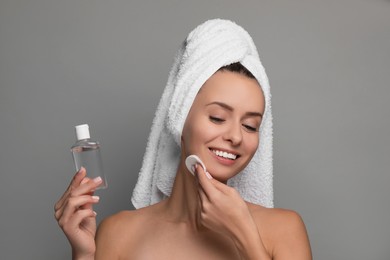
[54,168,102,259]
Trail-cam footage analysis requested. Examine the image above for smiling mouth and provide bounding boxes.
[209,148,240,160]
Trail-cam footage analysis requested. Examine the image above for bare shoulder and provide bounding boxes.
[96,209,143,240]
[247,203,306,234]
[95,204,161,259]
[97,207,151,228]
[247,203,312,259]
[95,210,141,259]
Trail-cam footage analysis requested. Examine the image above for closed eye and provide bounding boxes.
[243,124,258,132]
[209,116,225,123]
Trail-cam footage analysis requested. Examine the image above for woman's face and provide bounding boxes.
[182,70,265,182]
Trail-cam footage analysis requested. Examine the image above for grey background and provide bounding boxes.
[0,0,389,259]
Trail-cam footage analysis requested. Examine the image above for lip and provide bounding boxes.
[208,147,240,166]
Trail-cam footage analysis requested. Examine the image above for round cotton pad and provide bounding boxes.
[185,155,207,176]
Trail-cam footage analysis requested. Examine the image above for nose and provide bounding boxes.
[223,122,242,146]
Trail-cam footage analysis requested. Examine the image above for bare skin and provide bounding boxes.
[54,168,101,259]
[55,71,312,260]
[95,165,311,259]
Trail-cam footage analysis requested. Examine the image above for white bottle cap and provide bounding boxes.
[75,124,90,140]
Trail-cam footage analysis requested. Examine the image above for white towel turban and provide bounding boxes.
[131,19,273,209]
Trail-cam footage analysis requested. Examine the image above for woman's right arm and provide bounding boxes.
[54,167,102,260]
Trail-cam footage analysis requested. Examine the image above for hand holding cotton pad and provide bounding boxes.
[185,155,212,179]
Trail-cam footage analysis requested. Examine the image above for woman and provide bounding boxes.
[55,19,312,259]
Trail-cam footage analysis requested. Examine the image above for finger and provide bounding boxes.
[69,176,103,197]
[80,177,96,197]
[196,186,210,227]
[71,167,87,189]
[79,180,95,211]
[80,191,96,211]
[195,164,216,197]
[57,195,99,223]
[54,168,87,211]
[63,208,97,233]
[80,176,91,185]
[197,185,209,206]
[55,173,99,213]
[209,178,231,194]
[55,194,99,221]
[194,176,205,217]
[194,165,230,194]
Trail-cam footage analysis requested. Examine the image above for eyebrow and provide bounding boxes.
[206,101,263,118]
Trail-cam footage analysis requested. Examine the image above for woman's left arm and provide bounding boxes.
[195,165,271,260]
[195,165,312,260]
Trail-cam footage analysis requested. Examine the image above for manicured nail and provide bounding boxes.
[205,171,213,179]
[92,196,100,201]
[93,176,102,183]
[80,178,89,185]
[76,168,83,176]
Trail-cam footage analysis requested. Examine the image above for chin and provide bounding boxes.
[207,167,239,182]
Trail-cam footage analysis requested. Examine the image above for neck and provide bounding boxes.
[164,156,204,231]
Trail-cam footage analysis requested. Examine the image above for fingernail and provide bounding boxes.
[92,196,100,201]
[93,211,97,216]
[81,178,89,185]
[205,171,213,179]
[93,176,102,183]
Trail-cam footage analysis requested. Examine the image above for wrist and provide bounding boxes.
[72,255,94,260]
[72,250,95,260]
[230,218,271,260]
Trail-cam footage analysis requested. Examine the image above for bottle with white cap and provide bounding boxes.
[71,124,107,189]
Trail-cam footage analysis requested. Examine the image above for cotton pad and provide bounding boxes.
[185,155,206,176]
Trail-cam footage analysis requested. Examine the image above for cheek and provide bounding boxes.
[182,115,209,151]
[190,117,218,143]
[182,117,221,153]
[244,134,259,157]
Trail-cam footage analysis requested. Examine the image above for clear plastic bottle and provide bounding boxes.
[71,124,107,189]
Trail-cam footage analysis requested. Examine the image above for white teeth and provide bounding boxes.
[212,149,237,160]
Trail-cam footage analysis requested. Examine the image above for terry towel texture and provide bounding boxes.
[131,19,273,209]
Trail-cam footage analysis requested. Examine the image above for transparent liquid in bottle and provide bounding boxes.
[71,125,107,189]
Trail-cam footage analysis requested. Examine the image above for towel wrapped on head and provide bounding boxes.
[131,19,273,209]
